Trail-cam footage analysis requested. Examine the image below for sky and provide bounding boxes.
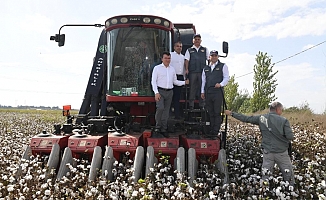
[0,0,326,113]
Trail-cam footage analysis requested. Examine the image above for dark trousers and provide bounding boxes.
[155,89,173,131]
[205,91,223,133]
[172,75,184,118]
[189,72,204,108]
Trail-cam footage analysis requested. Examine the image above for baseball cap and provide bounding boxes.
[193,34,201,38]
[210,50,218,56]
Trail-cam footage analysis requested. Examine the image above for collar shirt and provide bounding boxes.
[151,63,185,94]
[184,45,210,61]
[170,51,185,75]
[201,61,230,93]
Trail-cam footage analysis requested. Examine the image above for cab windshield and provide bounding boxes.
[107,27,170,96]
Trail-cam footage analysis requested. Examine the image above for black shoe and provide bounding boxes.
[205,131,218,138]
[151,131,164,138]
[151,127,164,138]
[161,130,169,138]
[187,133,201,139]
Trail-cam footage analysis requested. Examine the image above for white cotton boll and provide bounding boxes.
[123,190,131,198]
[132,190,138,197]
[85,191,92,197]
[91,187,98,193]
[44,190,51,196]
[318,194,326,200]
[9,176,15,183]
[7,185,14,192]
[19,179,25,185]
[99,180,106,186]
[139,187,145,195]
[39,174,45,180]
[290,192,299,197]
[275,187,281,196]
[23,187,29,193]
[164,188,169,194]
[2,175,8,180]
[41,183,48,189]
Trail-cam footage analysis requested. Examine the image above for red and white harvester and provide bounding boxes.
[20,15,229,184]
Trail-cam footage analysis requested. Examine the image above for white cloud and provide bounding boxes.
[138,0,326,41]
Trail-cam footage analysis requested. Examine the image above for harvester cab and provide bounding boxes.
[21,15,230,184]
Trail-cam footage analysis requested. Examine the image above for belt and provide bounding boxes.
[158,87,172,91]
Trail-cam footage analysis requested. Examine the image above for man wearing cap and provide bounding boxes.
[201,50,229,136]
[152,51,189,137]
[185,34,210,110]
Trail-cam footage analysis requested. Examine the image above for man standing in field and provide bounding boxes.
[225,102,295,185]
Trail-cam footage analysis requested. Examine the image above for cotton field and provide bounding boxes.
[0,110,325,199]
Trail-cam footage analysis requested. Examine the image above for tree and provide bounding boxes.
[224,75,251,112]
[224,75,238,109]
[250,51,278,112]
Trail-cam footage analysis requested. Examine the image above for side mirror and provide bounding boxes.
[222,41,228,55]
[219,41,228,58]
[50,34,65,47]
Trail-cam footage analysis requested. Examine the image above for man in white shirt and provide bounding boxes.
[170,42,185,119]
[201,50,229,137]
[185,34,210,110]
[151,52,189,137]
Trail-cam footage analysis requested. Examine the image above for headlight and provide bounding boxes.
[154,18,161,24]
[163,21,170,27]
[105,21,110,27]
[121,17,128,23]
[111,18,118,24]
[143,17,151,23]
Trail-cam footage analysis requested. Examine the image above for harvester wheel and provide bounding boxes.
[215,149,229,184]
[174,147,185,173]
[57,147,74,180]
[188,148,198,186]
[45,143,60,178]
[133,146,145,182]
[101,146,116,181]
[89,146,102,181]
[145,146,157,178]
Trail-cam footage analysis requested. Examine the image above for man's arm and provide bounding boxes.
[225,110,260,125]
[220,64,230,87]
[184,49,190,74]
[201,69,206,93]
[173,71,186,86]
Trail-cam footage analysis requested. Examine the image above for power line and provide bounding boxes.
[235,40,326,79]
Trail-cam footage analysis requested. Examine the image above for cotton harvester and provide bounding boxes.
[19,15,229,184]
